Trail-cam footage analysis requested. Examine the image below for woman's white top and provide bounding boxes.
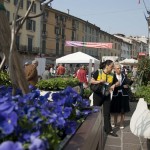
[116,74,122,85]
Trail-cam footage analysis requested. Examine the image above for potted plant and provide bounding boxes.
[0,85,100,150]
[36,77,79,91]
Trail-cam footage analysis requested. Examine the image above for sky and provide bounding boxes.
[52,0,150,37]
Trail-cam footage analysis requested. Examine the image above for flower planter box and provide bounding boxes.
[147,139,150,150]
[63,107,104,150]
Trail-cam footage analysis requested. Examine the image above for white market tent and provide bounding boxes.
[119,58,138,65]
[56,51,100,64]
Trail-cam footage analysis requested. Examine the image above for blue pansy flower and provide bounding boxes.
[0,111,18,134]
[0,101,15,114]
[29,136,46,150]
[56,117,65,128]
[65,121,77,135]
[0,141,23,150]
[63,107,72,118]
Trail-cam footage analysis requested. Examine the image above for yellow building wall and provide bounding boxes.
[4,0,42,53]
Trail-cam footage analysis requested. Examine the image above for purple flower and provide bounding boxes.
[0,101,15,114]
[63,107,72,118]
[56,117,65,128]
[47,113,57,124]
[29,136,46,150]
[93,107,100,113]
[0,141,23,150]
[23,131,40,141]
[65,121,77,135]
[0,97,8,103]
[0,111,18,134]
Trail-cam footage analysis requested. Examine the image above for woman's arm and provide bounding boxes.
[90,70,105,84]
[90,77,105,84]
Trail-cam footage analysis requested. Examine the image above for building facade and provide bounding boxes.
[4,0,42,64]
[2,2,148,65]
[42,7,124,63]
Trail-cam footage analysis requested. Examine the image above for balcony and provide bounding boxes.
[31,47,40,54]
[56,20,61,26]
[18,45,27,52]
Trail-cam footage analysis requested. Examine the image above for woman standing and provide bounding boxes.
[110,63,130,129]
[90,60,118,137]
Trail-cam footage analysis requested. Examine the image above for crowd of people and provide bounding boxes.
[2,58,137,138]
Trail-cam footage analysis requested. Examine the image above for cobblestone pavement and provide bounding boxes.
[104,102,150,150]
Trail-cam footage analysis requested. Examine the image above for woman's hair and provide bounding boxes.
[114,62,121,68]
[100,60,113,69]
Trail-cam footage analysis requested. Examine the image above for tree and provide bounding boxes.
[0,0,53,94]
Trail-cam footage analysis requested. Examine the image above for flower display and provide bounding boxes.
[0,86,99,150]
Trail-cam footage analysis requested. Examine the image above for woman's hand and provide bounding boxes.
[123,85,128,88]
[110,81,120,91]
[115,81,120,87]
[99,79,105,83]
[110,84,115,91]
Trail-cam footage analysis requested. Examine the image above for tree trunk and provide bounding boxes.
[0,1,29,94]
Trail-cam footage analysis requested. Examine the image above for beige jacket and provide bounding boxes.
[24,64,38,86]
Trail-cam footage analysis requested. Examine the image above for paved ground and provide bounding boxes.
[104,102,150,150]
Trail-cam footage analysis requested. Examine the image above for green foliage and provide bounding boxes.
[83,88,92,98]
[127,72,132,79]
[137,58,150,86]
[0,71,11,86]
[133,58,150,104]
[36,77,79,90]
[134,84,150,104]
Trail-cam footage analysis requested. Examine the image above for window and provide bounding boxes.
[28,37,33,51]
[56,41,59,55]
[42,40,46,53]
[14,0,23,8]
[16,15,21,26]
[16,35,20,50]
[26,19,36,31]
[55,27,60,35]
[62,28,65,36]
[27,0,36,13]
[82,24,84,32]
[43,24,46,31]
[6,10,10,21]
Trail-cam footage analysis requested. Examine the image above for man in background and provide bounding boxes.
[42,66,50,80]
[75,65,88,97]
[24,60,38,86]
[56,64,65,75]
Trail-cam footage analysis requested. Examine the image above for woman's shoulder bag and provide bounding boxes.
[90,69,103,94]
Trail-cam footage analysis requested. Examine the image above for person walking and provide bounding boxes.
[90,60,119,137]
[110,63,131,129]
[75,65,88,97]
[42,66,50,80]
[56,64,65,75]
[24,60,38,86]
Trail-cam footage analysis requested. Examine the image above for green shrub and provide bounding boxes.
[134,84,150,104]
[0,71,11,86]
[36,77,79,91]
[137,58,150,86]
[83,88,92,98]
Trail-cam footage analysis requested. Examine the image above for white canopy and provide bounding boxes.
[119,58,138,65]
[56,51,100,64]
